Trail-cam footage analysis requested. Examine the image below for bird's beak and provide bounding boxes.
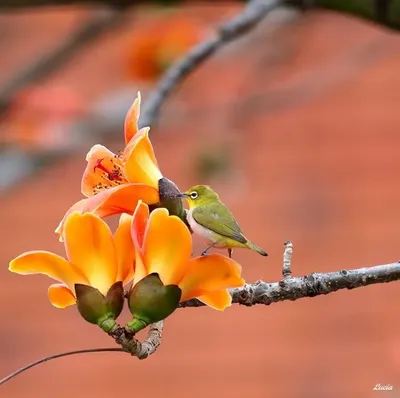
[176,192,189,198]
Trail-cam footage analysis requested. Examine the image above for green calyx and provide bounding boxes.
[150,177,189,228]
[75,281,124,331]
[127,273,182,333]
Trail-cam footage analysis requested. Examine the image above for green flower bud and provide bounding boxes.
[105,281,124,320]
[127,273,181,333]
[75,281,124,331]
[150,177,190,230]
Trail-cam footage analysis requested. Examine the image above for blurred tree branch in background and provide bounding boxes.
[1,0,399,124]
[0,0,149,7]
[1,0,400,30]
[0,9,125,118]
[141,0,280,127]
[309,0,400,29]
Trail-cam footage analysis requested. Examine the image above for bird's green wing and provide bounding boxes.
[192,202,247,243]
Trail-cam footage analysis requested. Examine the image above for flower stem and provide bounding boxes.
[0,347,127,386]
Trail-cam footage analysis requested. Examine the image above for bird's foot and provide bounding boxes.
[228,248,233,259]
[201,244,214,256]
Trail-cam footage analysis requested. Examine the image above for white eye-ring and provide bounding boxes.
[190,191,198,199]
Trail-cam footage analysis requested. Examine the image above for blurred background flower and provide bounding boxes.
[125,14,208,82]
[2,83,86,151]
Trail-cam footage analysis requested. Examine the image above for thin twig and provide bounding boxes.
[0,347,126,386]
[140,0,281,128]
[179,261,400,308]
[109,321,164,360]
[0,322,164,385]
[282,240,293,278]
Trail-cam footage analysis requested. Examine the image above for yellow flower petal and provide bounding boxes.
[9,251,88,291]
[48,284,76,308]
[179,254,245,302]
[55,198,88,241]
[123,128,163,189]
[63,212,117,295]
[81,144,127,197]
[131,200,150,250]
[55,184,159,240]
[114,213,135,285]
[196,290,232,311]
[132,246,147,286]
[143,208,192,285]
[124,92,141,144]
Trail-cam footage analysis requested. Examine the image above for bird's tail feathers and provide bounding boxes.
[246,241,268,256]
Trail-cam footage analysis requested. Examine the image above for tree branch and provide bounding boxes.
[311,0,400,30]
[139,0,281,128]
[108,321,163,360]
[179,242,400,308]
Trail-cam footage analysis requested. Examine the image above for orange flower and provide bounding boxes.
[130,201,245,311]
[126,17,206,81]
[9,212,135,309]
[55,92,162,240]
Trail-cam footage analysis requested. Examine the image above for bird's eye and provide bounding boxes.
[190,191,198,199]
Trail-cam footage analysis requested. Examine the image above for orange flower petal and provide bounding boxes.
[48,284,76,308]
[132,245,147,286]
[114,213,135,285]
[81,144,127,197]
[56,184,159,240]
[9,251,88,291]
[196,290,232,311]
[123,128,162,189]
[63,212,117,295]
[131,200,150,250]
[55,198,88,241]
[81,183,159,215]
[130,202,150,286]
[124,92,141,144]
[143,208,191,285]
[179,254,245,302]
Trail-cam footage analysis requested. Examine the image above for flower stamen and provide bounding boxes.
[94,158,127,181]
[93,158,119,179]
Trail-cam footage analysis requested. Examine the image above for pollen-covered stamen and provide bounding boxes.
[93,158,125,183]
[93,182,108,194]
[90,157,128,194]
[93,158,116,177]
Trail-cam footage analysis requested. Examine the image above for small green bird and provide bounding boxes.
[178,185,267,258]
